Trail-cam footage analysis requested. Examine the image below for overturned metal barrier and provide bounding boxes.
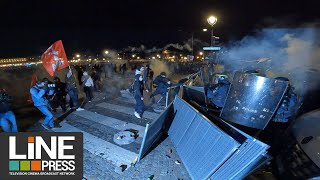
[169,96,270,179]
[138,103,175,161]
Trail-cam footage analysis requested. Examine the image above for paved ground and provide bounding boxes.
[27,90,191,180]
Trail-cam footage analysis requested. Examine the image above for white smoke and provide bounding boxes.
[121,38,208,54]
[220,28,320,97]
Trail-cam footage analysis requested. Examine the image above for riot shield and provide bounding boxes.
[221,72,288,129]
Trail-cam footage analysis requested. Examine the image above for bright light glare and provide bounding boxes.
[207,16,217,26]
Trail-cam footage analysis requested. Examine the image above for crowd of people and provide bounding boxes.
[1,61,297,132]
[0,62,182,131]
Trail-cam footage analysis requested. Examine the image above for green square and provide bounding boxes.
[20,161,30,171]
[9,161,19,171]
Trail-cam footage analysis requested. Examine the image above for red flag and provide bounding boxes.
[41,40,69,76]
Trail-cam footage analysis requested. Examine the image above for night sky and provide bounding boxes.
[0,0,318,57]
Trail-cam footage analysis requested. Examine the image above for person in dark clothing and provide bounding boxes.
[65,69,84,111]
[0,88,17,132]
[133,65,145,119]
[143,64,154,92]
[53,77,67,112]
[206,73,230,108]
[150,72,182,104]
[77,68,84,86]
[91,70,102,92]
[150,72,168,103]
[122,63,127,75]
[42,78,56,112]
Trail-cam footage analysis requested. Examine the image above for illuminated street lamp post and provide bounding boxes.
[207,15,217,46]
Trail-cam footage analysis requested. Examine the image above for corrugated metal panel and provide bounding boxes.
[169,97,240,179]
[211,122,270,179]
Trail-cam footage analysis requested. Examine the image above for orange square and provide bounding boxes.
[28,137,34,143]
[31,161,41,171]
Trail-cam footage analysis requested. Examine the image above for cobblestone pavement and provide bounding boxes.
[28,91,191,179]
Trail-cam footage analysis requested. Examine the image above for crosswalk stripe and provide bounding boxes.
[116,96,136,104]
[96,102,160,120]
[73,110,146,138]
[52,121,138,167]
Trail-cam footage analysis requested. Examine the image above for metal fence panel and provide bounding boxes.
[211,122,270,179]
[169,96,240,179]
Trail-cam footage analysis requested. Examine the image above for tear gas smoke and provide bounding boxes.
[220,28,320,97]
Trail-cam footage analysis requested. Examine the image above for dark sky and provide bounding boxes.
[0,0,318,57]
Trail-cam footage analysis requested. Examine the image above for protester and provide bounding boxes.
[0,88,18,132]
[65,69,84,111]
[91,70,102,92]
[81,72,94,102]
[133,65,145,119]
[53,77,67,112]
[147,65,154,91]
[77,67,84,86]
[30,80,58,130]
[150,72,181,105]
[42,78,56,111]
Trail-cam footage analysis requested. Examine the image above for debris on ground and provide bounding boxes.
[175,160,181,165]
[113,131,136,145]
[165,155,171,158]
[147,175,154,180]
[125,128,139,139]
[120,164,127,172]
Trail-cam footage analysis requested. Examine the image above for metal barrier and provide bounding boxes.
[169,96,241,179]
[169,96,270,179]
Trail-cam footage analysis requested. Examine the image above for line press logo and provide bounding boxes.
[0,132,83,180]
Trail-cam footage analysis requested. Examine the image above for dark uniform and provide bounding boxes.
[206,74,230,108]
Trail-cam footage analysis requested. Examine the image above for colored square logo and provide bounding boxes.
[9,161,19,171]
[20,161,30,171]
[28,136,34,143]
[31,160,41,171]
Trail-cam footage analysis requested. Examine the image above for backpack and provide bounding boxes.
[129,80,135,94]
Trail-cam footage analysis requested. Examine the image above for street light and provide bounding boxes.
[207,15,218,46]
[207,16,217,26]
[203,29,208,32]
[105,50,109,55]
[199,52,203,55]
[76,54,80,58]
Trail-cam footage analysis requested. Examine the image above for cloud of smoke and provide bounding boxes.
[121,38,209,54]
[104,49,119,59]
[220,28,320,97]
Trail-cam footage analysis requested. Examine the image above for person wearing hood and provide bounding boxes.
[30,80,59,130]
[65,69,84,111]
[133,65,145,119]
[81,71,94,102]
